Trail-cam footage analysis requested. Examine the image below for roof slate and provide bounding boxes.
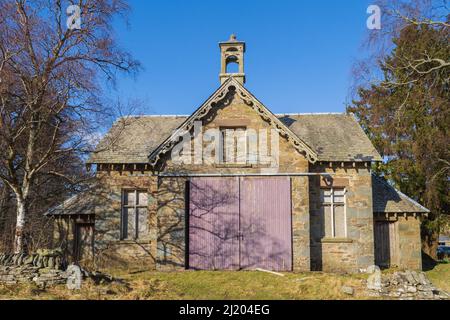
[88,116,186,164]
[88,112,381,164]
[278,113,381,162]
[372,175,429,213]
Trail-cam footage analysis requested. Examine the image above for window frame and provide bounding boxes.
[219,126,247,164]
[321,187,347,238]
[121,189,148,240]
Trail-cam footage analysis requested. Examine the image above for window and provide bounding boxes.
[121,190,149,240]
[219,127,247,164]
[320,188,346,238]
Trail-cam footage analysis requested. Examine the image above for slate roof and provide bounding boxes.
[45,192,95,216]
[88,116,186,164]
[372,175,429,213]
[278,113,381,162]
[88,113,381,164]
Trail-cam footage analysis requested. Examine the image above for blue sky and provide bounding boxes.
[108,0,376,116]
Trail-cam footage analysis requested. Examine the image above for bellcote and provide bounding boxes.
[219,34,246,85]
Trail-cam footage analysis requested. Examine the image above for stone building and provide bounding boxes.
[48,35,429,272]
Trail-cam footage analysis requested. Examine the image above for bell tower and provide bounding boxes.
[219,34,246,85]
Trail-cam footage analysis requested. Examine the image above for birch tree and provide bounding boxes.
[0,0,139,253]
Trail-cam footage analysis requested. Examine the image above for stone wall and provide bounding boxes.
[82,94,380,273]
[310,163,375,272]
[92,172,158,268]
[154,94,311,271]
[397,216,422,270]
[0,250,67,287]
[156,177,187,270]
[291,176,310,271]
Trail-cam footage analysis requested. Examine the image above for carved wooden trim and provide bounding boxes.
[148,77,318,166]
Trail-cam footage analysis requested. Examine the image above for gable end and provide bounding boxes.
[148,78,319,166]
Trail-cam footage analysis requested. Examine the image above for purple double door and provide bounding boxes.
[189,177,292,271]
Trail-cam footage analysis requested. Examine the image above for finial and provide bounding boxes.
[229,34,237,41]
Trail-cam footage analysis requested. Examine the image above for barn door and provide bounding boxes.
[240,177,292,271]
[189,177,292,271]
[189,177,240,270]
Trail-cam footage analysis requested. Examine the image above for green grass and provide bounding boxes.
[118,270,368,300]
[425,262,450,292]
[0,264,448,300]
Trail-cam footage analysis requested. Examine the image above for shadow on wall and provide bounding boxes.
[51,179,157,269]
[156,177,187,269]
[309,175,323,271]
[188,178,290,271]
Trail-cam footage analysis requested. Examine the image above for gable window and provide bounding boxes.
[219,127,247,164]
[121,190,149,240]
[320,188,346,238]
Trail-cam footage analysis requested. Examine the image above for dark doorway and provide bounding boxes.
[74,223,94,263]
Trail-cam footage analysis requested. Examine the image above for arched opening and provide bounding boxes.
[226,56,239,73]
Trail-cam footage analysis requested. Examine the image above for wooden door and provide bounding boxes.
[74,223,94,263]
[188,177,240,270]
[239,177,292,271]
[374,221,399,268]
[188,177,292,271]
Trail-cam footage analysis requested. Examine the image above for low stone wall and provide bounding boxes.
[0,249,66,269]
[0,265,67,287]
[0,250,67,287]
[366,269,449,300]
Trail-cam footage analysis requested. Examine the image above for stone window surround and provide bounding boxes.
[219,126,247,165]
[120,189,149,240]
[320,187,348,239]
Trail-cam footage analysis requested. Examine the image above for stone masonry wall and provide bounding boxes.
[86,93,378,272]
[397,216,422,270]
[0,250,67,287]
[156,94,311,271]
[92,172,158,269]
[310,163,375,272]
[156,178,187,270]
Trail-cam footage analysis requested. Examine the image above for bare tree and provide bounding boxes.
[0,0,139,253]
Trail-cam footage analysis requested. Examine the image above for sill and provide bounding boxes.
[116,240,152,245]
[321,238,354,244]
[214,163,254,168]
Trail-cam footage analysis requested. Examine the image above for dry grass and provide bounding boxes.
[0,264,448,300]
[425,262,450,292]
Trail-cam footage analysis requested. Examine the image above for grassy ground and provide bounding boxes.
[0,264,448,300]
[424,262,450,292]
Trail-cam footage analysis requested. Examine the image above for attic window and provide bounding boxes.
[219,127,247,164]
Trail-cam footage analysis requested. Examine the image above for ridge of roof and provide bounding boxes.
[118,113,348,118]
[117,114,190,119]
[276,112,346,116]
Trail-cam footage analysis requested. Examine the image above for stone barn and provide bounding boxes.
[48,35,429,272]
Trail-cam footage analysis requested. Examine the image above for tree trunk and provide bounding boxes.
[0,187,9,231]
[14,197,27,254]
